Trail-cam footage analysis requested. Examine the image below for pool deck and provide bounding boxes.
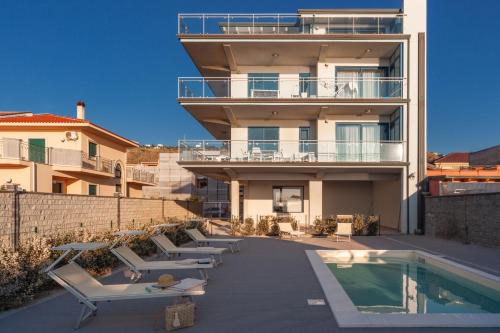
[1,234,500,333]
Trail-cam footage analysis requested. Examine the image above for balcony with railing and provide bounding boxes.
[126,166,156,185]
[178,14,403,35]
[178,140,404,163]
[178,77,404,100]
[0,138,114,175]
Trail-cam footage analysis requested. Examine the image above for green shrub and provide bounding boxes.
[256,216,270,236]
[352,214,366,236]
[241,218,255,236]
[324,215,337,235]
[229,217,241,236]
[268,220,280,236]
[313,217,325,234]
[366,215,379,236]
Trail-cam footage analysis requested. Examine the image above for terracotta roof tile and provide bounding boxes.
[0,114,88,123]
[435,152,470,164]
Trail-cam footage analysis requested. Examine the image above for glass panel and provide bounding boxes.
[88,184,97,196]
[273,187,303,213]
[248,73,279,97]
[299,127,313,153]
[299,73,311,96]
[88,142,97,157]
[248,127,279,153]
[336,125,361,161]
[328,17,354,34]
[354,17,379,34]
[379,17,403,34]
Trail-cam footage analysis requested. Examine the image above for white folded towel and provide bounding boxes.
[169,278,205,291]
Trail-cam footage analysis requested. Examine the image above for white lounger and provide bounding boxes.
[278,222,305,239]
[111,245,213,281]
[335,222,352,242]
[185,228,242,253]
[151,234,227,265]
[49,262,205,329]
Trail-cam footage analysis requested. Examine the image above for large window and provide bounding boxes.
[248,127,279,152]
[299,126,314,153]
[273,186,303,213]
[248,73,279,97]
[88,142,97,158]
[336,67,387,98]
[88,184,97,196]
[336,123,389,162]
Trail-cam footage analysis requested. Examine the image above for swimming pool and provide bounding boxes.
[307,250,500,327]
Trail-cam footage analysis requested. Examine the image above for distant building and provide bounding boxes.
[427,145,500,195]
[0,102,155,197]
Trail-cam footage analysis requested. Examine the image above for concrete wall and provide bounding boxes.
[373,179,401,230]
[0,191,202,247]
[323,181,373,217]
[425,192,500,247]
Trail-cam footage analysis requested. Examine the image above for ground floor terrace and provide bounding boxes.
[1,235,499,333]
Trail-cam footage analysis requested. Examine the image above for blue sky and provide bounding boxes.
[0,0,499,153]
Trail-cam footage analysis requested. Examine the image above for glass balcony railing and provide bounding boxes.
[178,140,404,163]
[178,77,404,99]
[178,14,403,35]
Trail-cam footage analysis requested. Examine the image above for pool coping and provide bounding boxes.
[305,249,500,327]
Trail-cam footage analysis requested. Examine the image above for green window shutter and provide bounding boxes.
[28,138,46,163]
[88,142,97,157]
[88,184,97,196]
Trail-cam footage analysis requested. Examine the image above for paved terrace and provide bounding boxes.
[1,235,500,333]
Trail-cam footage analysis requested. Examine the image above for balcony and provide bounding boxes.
[0,138,114,175]
[178,140,404,163]
[178,77,404,100]
[178,14,403,35]
[126,166,156,185]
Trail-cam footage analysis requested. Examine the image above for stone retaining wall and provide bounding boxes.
[0,191,202,247]
[425,192,500,247]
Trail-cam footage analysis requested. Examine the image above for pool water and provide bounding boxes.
[328,258,500,314]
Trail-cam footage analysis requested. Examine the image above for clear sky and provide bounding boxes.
[0,0,499,154]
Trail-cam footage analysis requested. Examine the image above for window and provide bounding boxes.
[336,67,388,98]
[299,73,311,96]
[336,123,389,162]
[248,73,279,97]
[299,127,314,153]
[88,184,97,196]
[52,181,63,194]
[273,186,303,213]
[248,127,279,152]
[88,142,97,158]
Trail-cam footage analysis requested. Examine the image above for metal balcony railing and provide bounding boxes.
[178,14,403,35]
[0,138,115,174]
[126,166,156,184]
[178,140,404,163]
[178,77,404,99]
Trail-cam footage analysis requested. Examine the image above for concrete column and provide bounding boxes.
[309,180,323,225]
[230,179,239,220]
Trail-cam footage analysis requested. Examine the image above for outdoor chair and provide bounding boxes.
[335,222,352,242]
[184,228,242,253]
[278,222,305,239]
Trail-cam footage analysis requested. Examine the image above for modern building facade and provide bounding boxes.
[176,0,427,233]
[0,102,155,197]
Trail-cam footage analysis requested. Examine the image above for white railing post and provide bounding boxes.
[202,78,205,98]
[202,14,205,34]
[178,14,181,34]
[277,14,280,34]
[252,14,255,34]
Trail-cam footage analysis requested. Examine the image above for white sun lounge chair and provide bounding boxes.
[46,242,205,329]
[110,230,214,281]
[111,245,213,282]
[335,222,352,242]
[278,222,305,239]
[184,228,242,253]
[151,234,227,265]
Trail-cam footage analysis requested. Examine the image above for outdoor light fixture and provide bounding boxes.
[365,109,372,114]
[272,53,279,58]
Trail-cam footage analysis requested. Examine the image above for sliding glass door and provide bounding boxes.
[336,123,388,162]
[248,127,279,153]
[336,68,385,98]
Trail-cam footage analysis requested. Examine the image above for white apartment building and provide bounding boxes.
[176,0,426,233]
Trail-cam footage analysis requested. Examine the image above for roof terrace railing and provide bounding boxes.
[178,77,404,99]
[178,14,403,35]
[178,139,404,163]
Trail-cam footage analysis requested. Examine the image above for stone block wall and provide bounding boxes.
[0,191,202,248]
[425,192,500,247]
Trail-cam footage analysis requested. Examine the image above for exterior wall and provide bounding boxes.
[0,165,32,191]
[127,183,144,198]
[0,191,202,247]
[323,181,373,217]
[425,193,500,247]
[373,179,401,230]
[244,180,309,224]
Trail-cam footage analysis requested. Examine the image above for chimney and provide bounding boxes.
[76,100,86,120]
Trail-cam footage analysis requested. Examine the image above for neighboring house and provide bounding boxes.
[0,102,155,197]
[427,145,500,195]
[176,0,427,233]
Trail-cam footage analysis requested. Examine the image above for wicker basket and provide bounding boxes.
[165,301,195,331]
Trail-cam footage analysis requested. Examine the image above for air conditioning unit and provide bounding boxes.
[65,131,79,141]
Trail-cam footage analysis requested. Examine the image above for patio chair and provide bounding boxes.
[184,228,242,253]
[335,222,352,242]
[110,230,213,281]
[46,242,206,330]
[150,233,227,265]
[278,222,305,239]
